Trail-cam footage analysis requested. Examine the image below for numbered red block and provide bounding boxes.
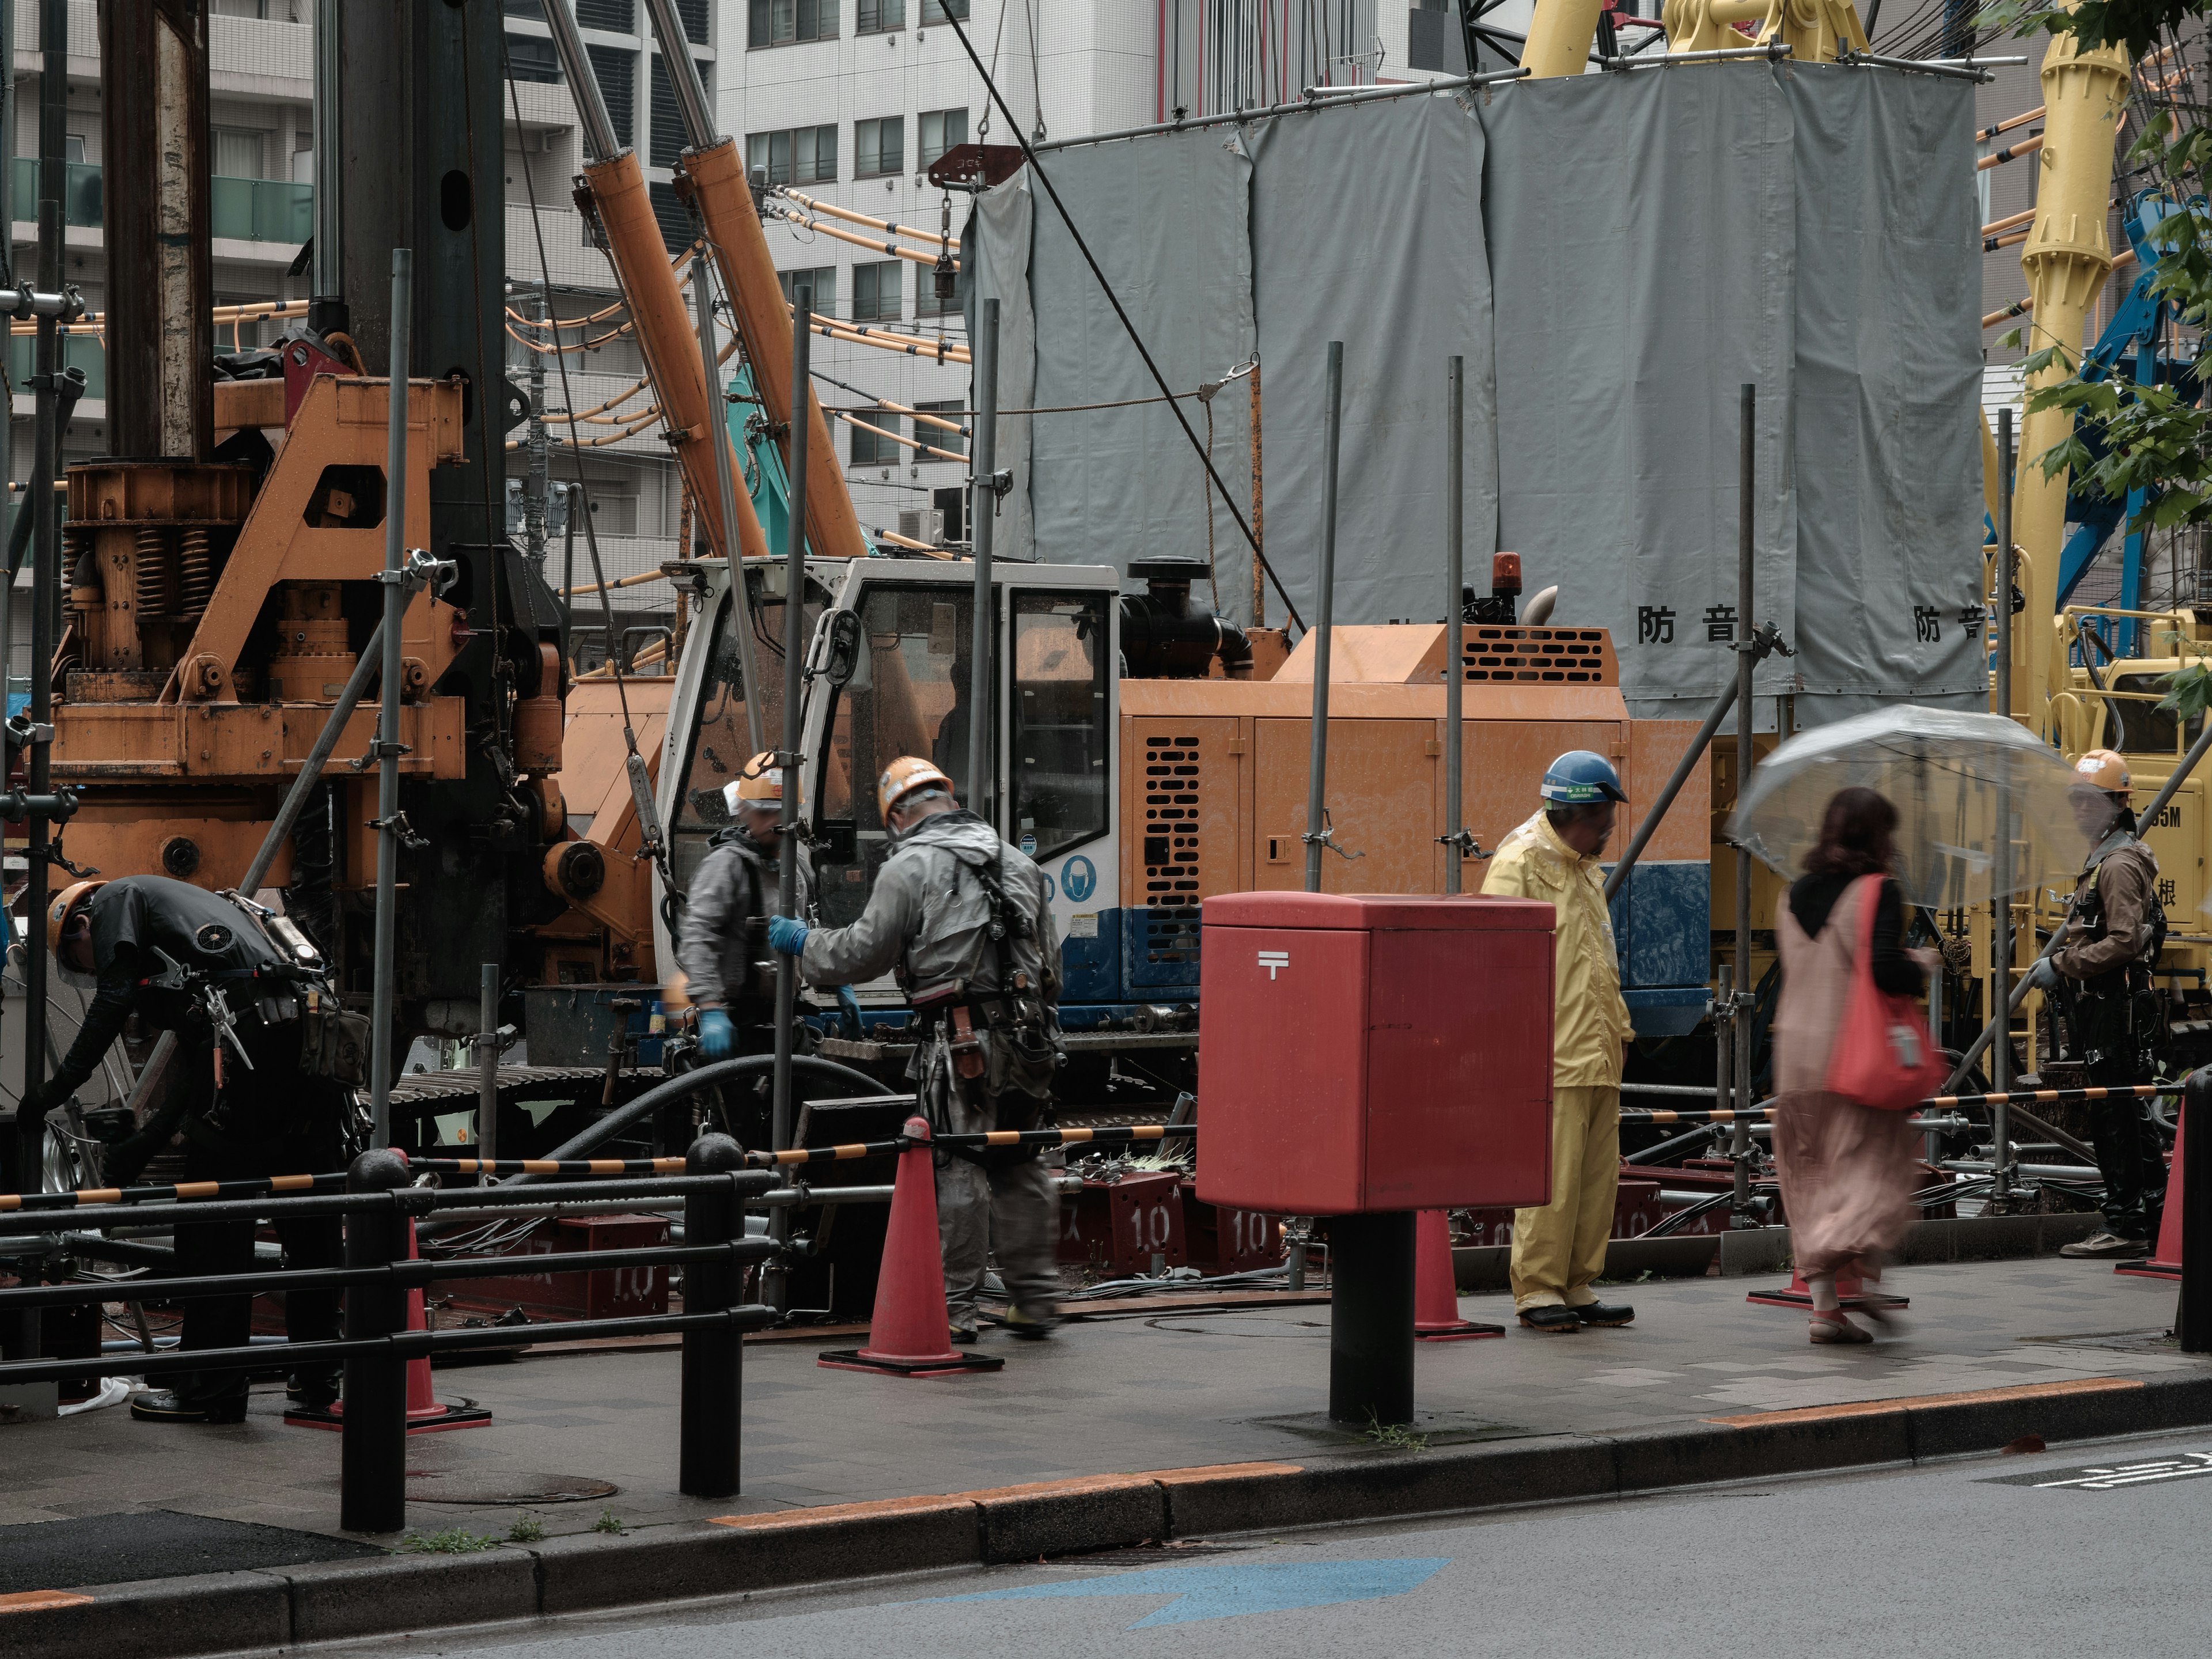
[1181,1184,1286,1275]
[1058,1171,1188,1276]
[452,1213,671,1320]
[1198,893,1556,1214]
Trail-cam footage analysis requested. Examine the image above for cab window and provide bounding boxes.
[669,565,828,891]
[813,583,996,927]
[1012,590,1111,862]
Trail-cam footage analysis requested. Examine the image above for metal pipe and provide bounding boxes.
[1602,43,1793,68]
[542,0,624,164]
[1444,355,1465,896]
[1991,407,2016,1209]
[968,298,999,817]
[641,0,719,149]
[768,289,812,1300]
[692,263,765,759]
[1841,50,2021,79]
[1730,384,1756,1226]
[1248,358,1264,628]
[476,965,498,1166]
[310,0,346,334]
[1304,341,1344,895]
[369,249,413,1150]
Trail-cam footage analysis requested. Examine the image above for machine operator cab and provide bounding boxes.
[652,556,1122,1013]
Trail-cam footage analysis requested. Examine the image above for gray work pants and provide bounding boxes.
[922,1055,1059,1330]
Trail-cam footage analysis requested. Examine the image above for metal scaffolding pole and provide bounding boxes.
[1730,383,1759,1227]
[369,250,414,1151]
[1991,407,2017,1210]
[967,298,1000,818]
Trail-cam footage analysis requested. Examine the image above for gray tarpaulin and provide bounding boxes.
[975,63,1985,724]
[1786,67,1986,718]
[963,176,1036,562]
[1486,70,1800,715]
[1025,128,1258,619]
[1247,94,1499,631]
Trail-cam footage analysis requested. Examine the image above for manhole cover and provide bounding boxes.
[406,1472,617,1505]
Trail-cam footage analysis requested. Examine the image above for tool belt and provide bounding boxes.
[2067,967,2161,1076]
[911,977,1058,1099]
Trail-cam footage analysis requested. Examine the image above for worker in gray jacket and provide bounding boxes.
[768,755,1065,1342]
[675,750,821,1060]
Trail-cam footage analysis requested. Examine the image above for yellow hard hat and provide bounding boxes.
[722,751,785,816]
[47,878,105,956]
[877,755,954,821]
[2073,748,2131,796]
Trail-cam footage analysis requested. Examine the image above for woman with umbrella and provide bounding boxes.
[1733,706,2092,1344]
[1770,789,1940,1342]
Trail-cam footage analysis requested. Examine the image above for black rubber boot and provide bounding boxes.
[130,1389,248,1425]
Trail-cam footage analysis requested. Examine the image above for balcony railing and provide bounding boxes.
[10,159,311,244]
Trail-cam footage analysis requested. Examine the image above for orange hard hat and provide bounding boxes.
[47,878,105,956]
[722,751,785,816]
[2073,748,2130,797]
[877,755,954,821]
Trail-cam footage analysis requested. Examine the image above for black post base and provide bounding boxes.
[1328,1210,1415,1426]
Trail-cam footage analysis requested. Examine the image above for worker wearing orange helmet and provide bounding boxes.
[767,756,1065,1343]
[26,874,349,1423]
[673,751,831,1082]
[2027,749,2169,1258]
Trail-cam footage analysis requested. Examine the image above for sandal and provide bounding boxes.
[1809,1310,1873,1346]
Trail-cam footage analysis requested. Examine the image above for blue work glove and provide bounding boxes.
[767,915,810,957]
[698,1008,736,1060]
[2025,957,2061,994]
[835,984,863,1040]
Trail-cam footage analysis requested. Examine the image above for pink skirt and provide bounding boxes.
[1770,1090,1921,1280]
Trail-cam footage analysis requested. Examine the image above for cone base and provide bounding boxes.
[817,1346,1006,1378]
[283,1400,495,1433]
[1415,1321,1506,1342]
[2115,1259,2180,1280]
[1745,1289,1909,1311]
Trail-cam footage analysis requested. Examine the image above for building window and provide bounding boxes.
[855,115,904,178]
[213,127,267,180]
[919,0,967,21]
[918,107,966,171]
[212,0,271,17]
[503,1,545,16]
[651,52,713,167]
[858,0,904,31]
[576,0,634,28]
[588,44,637,147]
[914,257,957,315]
[673,0,709,40]
[506,31,562,82]
[852,260,902,322]
[648,179,692,253]
[914,399,964,459]
[850,405,900,468]
[750,0,838,46]
[747,124,837,185]
[779,266,837,317]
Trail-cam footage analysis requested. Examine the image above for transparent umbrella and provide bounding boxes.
[1726,705,2093,911]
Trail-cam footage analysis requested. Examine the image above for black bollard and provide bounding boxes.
[2182,1071,2211,1354]
[340,1149,411,1534]
[1328,1210,1416,1426]
[680,1132,747,1498]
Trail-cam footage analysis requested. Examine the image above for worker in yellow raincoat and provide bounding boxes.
[1481,750,1636,1334]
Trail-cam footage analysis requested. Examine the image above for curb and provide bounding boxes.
[9,1372,2211,1658]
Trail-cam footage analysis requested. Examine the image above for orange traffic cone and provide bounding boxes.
[819,1117,1005,1377]
[2118,1111,2183,1282]
[289,1165,493,1432]
[1747,1260,1909,1313]
[1414,1210,1503,1340]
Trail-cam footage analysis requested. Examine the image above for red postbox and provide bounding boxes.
[1195,892,1555,1215]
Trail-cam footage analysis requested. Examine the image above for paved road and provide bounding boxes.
[322,1434,2212,1658]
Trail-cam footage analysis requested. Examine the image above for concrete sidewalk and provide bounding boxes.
[3,1256,2208,1656]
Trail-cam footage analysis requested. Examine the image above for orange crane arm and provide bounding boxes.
[641,0,867,560]
[541,0,772,567]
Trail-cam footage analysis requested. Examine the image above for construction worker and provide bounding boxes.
[1482,750,1637,1333]
[2029,750,2170,1259]
[766,756,1065,1343]
[674,751,835,1063]
[18,876,350,1422]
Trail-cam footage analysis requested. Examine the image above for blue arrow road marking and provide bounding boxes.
[929,1558,1450,1628]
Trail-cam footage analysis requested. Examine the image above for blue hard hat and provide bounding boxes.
[1541,750,1627,805]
